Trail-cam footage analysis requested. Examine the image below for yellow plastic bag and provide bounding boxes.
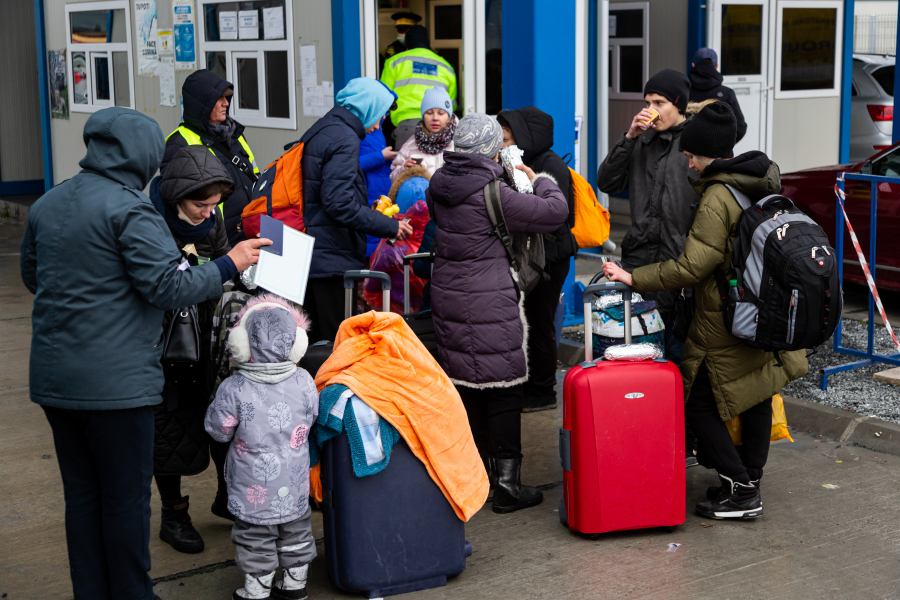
[725,394,794,445]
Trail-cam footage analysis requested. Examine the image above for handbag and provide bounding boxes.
[162,304,201,364]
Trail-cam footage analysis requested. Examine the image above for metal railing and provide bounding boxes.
[820,172,900,390]
[854,14,897,56]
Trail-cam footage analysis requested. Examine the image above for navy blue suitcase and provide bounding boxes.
[322,430,472,598]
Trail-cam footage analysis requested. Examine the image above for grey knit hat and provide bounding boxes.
[453,113,503,158]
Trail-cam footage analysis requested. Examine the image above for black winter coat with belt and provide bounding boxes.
[161,69,257,247]
[300,105,401,278]
[150,146,232,476]
[499,107,576,265]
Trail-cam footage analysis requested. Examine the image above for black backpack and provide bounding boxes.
[715,184,842,364]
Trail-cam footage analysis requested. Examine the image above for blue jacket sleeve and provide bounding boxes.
[321,137,399,238]
[359,139,387,174]
[20,215,37,294]
[116,198,223,310]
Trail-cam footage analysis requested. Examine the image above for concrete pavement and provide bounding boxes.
[3,216,900,600]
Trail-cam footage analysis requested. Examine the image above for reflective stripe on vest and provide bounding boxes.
[166,125,258,174]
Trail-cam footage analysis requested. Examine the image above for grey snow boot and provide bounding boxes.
[491,457,543,514]
[696,473,763,519]
[233,571,275,599]
[271,563,309,600]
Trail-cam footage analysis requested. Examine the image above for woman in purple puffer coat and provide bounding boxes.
[426,113,568,515]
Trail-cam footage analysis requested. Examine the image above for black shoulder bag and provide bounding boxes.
[162,305,201,364]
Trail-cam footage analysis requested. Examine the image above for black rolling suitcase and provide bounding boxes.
[401,252,438,360]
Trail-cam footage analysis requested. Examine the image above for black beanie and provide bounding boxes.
[643,69,690,113]
[404,25,430,50]
[680,101,737,159]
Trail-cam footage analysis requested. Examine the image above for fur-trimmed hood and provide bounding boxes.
[227,294,311,364]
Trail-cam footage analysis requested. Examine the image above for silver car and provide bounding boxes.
[851,54,894,163]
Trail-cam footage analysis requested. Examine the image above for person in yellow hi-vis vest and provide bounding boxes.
[380,25,457,150]
[162,70,259,246]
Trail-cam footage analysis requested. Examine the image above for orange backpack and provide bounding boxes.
[241,141,305,238]
[569,168,611,249]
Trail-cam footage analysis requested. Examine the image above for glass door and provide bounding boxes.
[708,0,769,155]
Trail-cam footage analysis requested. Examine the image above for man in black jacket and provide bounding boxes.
[498,107,575,412]
[162,69,259,247]
[688,48,748,143]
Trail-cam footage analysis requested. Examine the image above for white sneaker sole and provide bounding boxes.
[698,506,763,519]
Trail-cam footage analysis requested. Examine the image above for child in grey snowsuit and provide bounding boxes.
[205,294,319,600]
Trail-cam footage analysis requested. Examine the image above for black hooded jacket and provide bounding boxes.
[688,63,748,143]
[499,107,576,264]
[161,69,257,247]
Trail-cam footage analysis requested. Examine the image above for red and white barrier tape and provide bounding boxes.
[834,175,900,353]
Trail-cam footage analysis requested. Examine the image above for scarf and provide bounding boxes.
[205,117,237,144]
[415,116,457,155]
[149,177,216,244]
[238,361,297,384]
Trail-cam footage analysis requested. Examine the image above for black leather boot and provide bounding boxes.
[491,457,543,514]
[160,496,205,553]
[211,489,236,522]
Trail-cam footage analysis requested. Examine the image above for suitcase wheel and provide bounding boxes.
[663,525,677,533]
[558,497,567,527]
[586,533,602,541]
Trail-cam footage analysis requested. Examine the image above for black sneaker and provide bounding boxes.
[706,472,762,501]
[696,474,762,519]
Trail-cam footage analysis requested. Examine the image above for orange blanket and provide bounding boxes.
[314,311,489,521]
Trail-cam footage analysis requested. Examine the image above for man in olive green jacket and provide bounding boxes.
[605,101,807,520]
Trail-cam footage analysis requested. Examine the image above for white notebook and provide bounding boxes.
[252,224,315,306]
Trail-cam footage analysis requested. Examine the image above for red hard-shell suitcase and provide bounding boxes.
[560,282,685,536]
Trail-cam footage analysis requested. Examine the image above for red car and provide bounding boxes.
[780,144,900,292]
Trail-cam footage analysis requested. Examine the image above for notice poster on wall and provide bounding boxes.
[160,56,176,106]
[158,29,173,55]
[48,50,68,120]
[219,11,238,40]
[238,10,259,40]
[135,0,159,75]
[173,0,197,69]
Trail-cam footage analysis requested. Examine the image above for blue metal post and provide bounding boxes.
[587,0,598,189]
[839,0,855,163]
[894,0,900,144]
[502,0,576,159]
[34,0,53,193]
[331,0,362,92]
[687,0,706,72]
[834,176,845,351]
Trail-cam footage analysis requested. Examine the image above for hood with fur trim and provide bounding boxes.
[227,294,311,364]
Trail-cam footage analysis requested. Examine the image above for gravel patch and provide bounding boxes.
[562,318,900,424]
[784,319,900,424]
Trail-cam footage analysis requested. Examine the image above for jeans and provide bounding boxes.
[685,366,772,483]
[42,405,156,600]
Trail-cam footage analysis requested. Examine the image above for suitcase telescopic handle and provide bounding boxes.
[582,282,633,363]
[402,253,432,314]
[344,270,391,318]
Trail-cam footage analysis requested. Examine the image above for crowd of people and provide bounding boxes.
[20,45,806,600]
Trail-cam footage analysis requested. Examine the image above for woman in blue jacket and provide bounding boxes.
[360,122,398,257]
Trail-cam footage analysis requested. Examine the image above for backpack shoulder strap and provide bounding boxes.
[483,180,519,271]
[723,183,752,210]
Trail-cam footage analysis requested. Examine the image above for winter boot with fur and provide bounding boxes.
[696,473,763,519]
[233,571,275,600]
[159,496,204,554]
[271,563,309,600]
[491,457,543,514]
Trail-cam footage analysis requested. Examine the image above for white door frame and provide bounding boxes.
[462,0,486,115]
[361,0,379,79]
[707,0,773,155]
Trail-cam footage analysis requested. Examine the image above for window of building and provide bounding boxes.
[608,2,649,100]
[66,2,134,113]
[197,0,295,129]
[775,1,843,99]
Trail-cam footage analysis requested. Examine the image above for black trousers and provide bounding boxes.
[457,384,524,460]
[155,439,229,504]
[43,405,156,600]
[305,276,346,344]
[685,366,772,483]
[522,259,570,407]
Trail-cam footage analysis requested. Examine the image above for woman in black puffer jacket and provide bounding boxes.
[149,145,233,553]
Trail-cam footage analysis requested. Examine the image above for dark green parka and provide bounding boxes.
[632,151,808,420]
